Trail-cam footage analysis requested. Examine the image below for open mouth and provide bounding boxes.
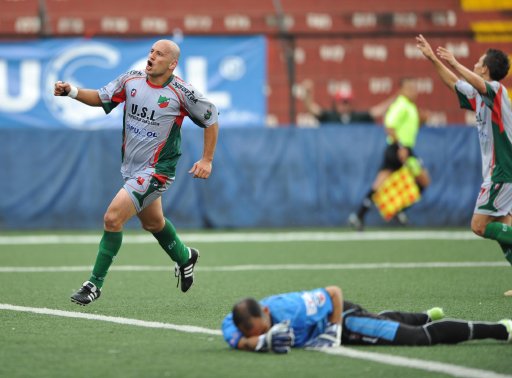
[147,60,153,68]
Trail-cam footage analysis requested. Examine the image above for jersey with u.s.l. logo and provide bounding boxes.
[98,70,218,179]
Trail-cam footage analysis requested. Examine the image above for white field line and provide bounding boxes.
[1,303,510,378]
[0,231,481,245]
[320,347,512,378]
[0,303,221,335]
[0,261,507,273]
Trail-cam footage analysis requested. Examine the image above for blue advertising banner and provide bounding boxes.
[0,36,266,128]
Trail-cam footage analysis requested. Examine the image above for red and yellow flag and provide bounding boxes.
[372,166,421,221]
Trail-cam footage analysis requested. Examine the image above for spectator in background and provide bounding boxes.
[349,78,431,230]
[301,79,394,125]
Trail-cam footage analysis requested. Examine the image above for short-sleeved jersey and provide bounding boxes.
[455,79,512,183]
[98,70,218,179]
[384,95,419,148]
[221,288,333,349]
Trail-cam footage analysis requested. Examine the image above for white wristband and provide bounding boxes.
[67,85,78,99]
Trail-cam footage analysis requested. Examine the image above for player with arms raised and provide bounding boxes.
[416,34,512,296]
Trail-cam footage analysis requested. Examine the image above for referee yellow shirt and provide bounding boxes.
[384,95,419,148]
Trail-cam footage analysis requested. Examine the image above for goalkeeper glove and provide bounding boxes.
[304,322,342,349]
[255,320,295,354]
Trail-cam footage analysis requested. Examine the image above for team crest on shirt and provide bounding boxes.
[204,108,212,120]
[158,95,170,108]
[313,290,326,307]
[131,89,137,97]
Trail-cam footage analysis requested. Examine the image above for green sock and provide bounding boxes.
[503,247,512,265]
[484,222,512,266]
[152,218,189,266]
[484,222,512,243]
[89,231,123,288]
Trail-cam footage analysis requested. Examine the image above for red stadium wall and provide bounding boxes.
[1,0,511,126]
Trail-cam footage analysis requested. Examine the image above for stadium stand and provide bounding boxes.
[0,0,40,35]
[0,0,511,125]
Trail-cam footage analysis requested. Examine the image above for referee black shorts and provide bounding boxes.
[379,143,416,172]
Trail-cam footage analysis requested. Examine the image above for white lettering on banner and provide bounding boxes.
[185,57,231,108]
[393,13,417,28]
[266,14,294,30]
[327,81,352,96]
[294,47,305,64]
[0,60,40,112]
[404,43,425,59]
[224,15,251,30]
[57,18,84,34]
[352,13,377,28]
[363,45,388,61]
[184,16,212,31]
[306,13,332,30]
[219,57,246,81]
[15,17,41,33]
[446,42,469,58]
[426,112,447,127]
[141,18,168,33]
[416,78,433,94]
[319,45,345,62]
[101,17,129,33]
[42,43,121,128]
[431,11,457,27]
[1,41,239,128]
[369,77,392,94]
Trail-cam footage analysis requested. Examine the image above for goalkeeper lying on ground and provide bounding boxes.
[221,286,512,353]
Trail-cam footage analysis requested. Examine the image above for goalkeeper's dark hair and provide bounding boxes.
[232,298,263,331]
[484,49,510,81]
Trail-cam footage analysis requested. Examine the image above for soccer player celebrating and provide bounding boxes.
[416,34,512,297]
[54,39,219,305]
[222,286,512,352]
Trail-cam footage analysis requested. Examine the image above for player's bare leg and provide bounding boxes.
[104,188,138,231]
[138,197,165,233]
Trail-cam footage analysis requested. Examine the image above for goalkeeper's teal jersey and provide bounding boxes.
[455,79,512,183]
[222,288,333,348]
[98,71,218,179]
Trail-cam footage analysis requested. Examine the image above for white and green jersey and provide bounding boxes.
[455,79,512,183]
[98,70,218,179]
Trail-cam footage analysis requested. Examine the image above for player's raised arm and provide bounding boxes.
[436,46,487,94]
[416,35,458,92]
[54,81,102,107]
